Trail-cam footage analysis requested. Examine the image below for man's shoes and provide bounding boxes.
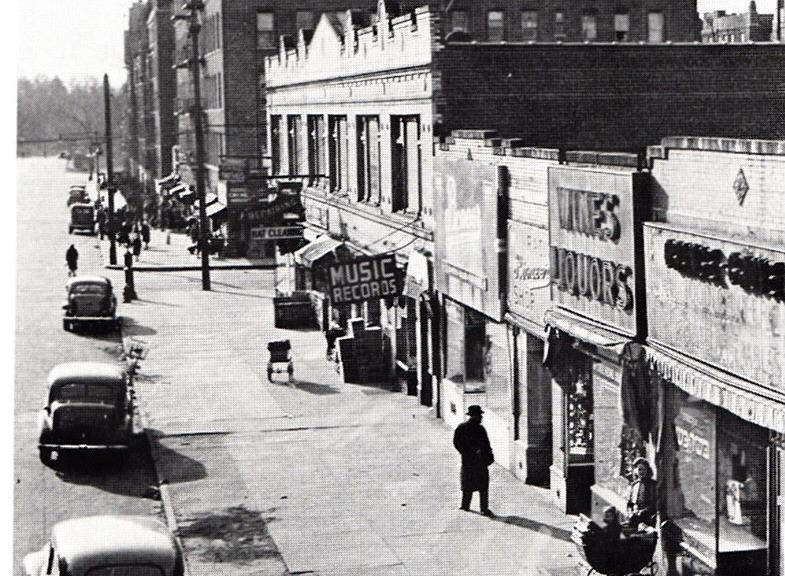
[481,509,495,517]
[459,506,470,511]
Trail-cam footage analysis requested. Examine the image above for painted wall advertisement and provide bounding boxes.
[645,223,785,393]
[548,166,647,337]
[327,254,402,306]
[507,221,551,329]
[433,157,505,321]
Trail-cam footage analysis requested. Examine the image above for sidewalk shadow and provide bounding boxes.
[289,380,340,395]
[121,317,158,336]
[491,514,573,542]
[147,429,208,484]
[132,297,181,308]
[212,289,273,301]
[54,435,160,498]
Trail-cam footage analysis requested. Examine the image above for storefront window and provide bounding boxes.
[668,389,770,570]
[717,409,768,555]
[444,300,495,392]
[567,364,593,456]
[445,299,465,383]
[484,321,509,415]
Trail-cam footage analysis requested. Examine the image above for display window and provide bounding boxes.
[668,388,769,571]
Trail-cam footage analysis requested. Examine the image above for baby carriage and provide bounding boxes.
[571,514,658,576]
[267,339,293,382]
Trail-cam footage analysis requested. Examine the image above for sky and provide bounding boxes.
[17,0,130,87]
[13,0,782,87]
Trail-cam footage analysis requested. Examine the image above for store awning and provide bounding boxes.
[206,201,226,218]
[154,173,180,190]
[543,309,630,355]
[194,193,218,209]
[645,342,785,434]
[294,235,343,268]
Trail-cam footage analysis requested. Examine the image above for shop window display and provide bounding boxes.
[668,389,769,572]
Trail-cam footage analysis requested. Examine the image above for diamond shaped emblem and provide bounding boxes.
[733,168,749,206]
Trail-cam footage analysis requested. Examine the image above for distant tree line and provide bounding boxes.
[17,76,127,159]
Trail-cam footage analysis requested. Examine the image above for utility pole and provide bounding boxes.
[174,1,210,290]
[104,74,117,266]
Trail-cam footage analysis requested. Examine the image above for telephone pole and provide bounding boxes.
[174,1,210,290]
[104,74,117,266]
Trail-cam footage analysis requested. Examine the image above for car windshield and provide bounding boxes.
[71,283,107,295]
[86,565,165,576]
[53,382,118,404]
[72,207,93,216]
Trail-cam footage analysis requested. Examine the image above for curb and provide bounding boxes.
[120,333,193,576]
[105,263,276,272]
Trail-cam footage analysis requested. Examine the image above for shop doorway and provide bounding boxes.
[419,299,432,407]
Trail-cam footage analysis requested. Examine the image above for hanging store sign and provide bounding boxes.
[249,226,304,241]
[433,157,507,321]
[645,223,785,393]
[327,254,402,305]
[507,221,551,328]
[548,166,647,338]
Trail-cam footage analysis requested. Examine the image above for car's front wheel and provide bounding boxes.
[62,319,71,331]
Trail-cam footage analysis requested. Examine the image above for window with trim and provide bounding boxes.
[521,10,538,40]
[328,115,349,192]
[553,11,566,38]
[390,115,421,213]
[307,115,327,186]
[451,10,468,33]
[488,10,505,41]
[296,10,315,31]
[257,12,276,48]
[648,11,664,42]
[615,12,630,41]
[581,14,597,41]
[270,115,282,175]
[356,115,381,203]
[287,115,303,175]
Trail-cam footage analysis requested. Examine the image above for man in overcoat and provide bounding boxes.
[453,405,495,516]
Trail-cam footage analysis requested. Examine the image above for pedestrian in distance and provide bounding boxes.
[140,221,151,250]
[65,244,78,277]
[453,405,495,516]
[132,233,142,261]
[96,208,106,240]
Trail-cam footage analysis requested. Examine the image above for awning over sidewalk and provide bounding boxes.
[155,172,180,191]
[646,342,785,434]
[206,201,226,218]
[194,193,218,209]
[294,235,343,268]
[543,309,630,356]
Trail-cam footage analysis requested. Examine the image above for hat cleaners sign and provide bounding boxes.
[327,254,402,305]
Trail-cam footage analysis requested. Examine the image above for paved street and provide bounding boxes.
[14,158,162,574]
[120,242,581,575]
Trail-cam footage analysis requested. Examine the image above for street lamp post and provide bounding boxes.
[174,1,210,290]
[104,74,117,266]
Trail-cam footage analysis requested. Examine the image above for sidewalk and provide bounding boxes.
[104,228,275,271]
[117,260,583,576]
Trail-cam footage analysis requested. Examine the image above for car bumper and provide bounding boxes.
[63,316,117,322]
[39,444,129,450]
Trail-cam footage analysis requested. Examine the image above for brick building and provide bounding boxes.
[702,1,774,42]
[171,0,408,245]
[124,0,176,217]
[439,0,697,43]
[265,0,785,394]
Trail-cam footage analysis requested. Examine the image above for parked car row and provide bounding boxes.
[22,198,183,575]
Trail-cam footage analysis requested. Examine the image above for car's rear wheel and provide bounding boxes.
[62,319,71,331]
[68,226,73,234]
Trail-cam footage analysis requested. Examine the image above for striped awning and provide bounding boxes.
[646,342,785,434]
[294,236,343,268]
[206,201,226,218]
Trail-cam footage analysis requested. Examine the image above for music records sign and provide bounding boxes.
[327,254,402,305]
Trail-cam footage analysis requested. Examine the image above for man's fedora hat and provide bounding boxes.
[467,405,484,416]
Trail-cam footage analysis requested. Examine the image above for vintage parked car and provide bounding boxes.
[62,276,119,331]
[23,515,184,576]
[69,202,95,234]
[38,362,133,466]
[67,185,89,206]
